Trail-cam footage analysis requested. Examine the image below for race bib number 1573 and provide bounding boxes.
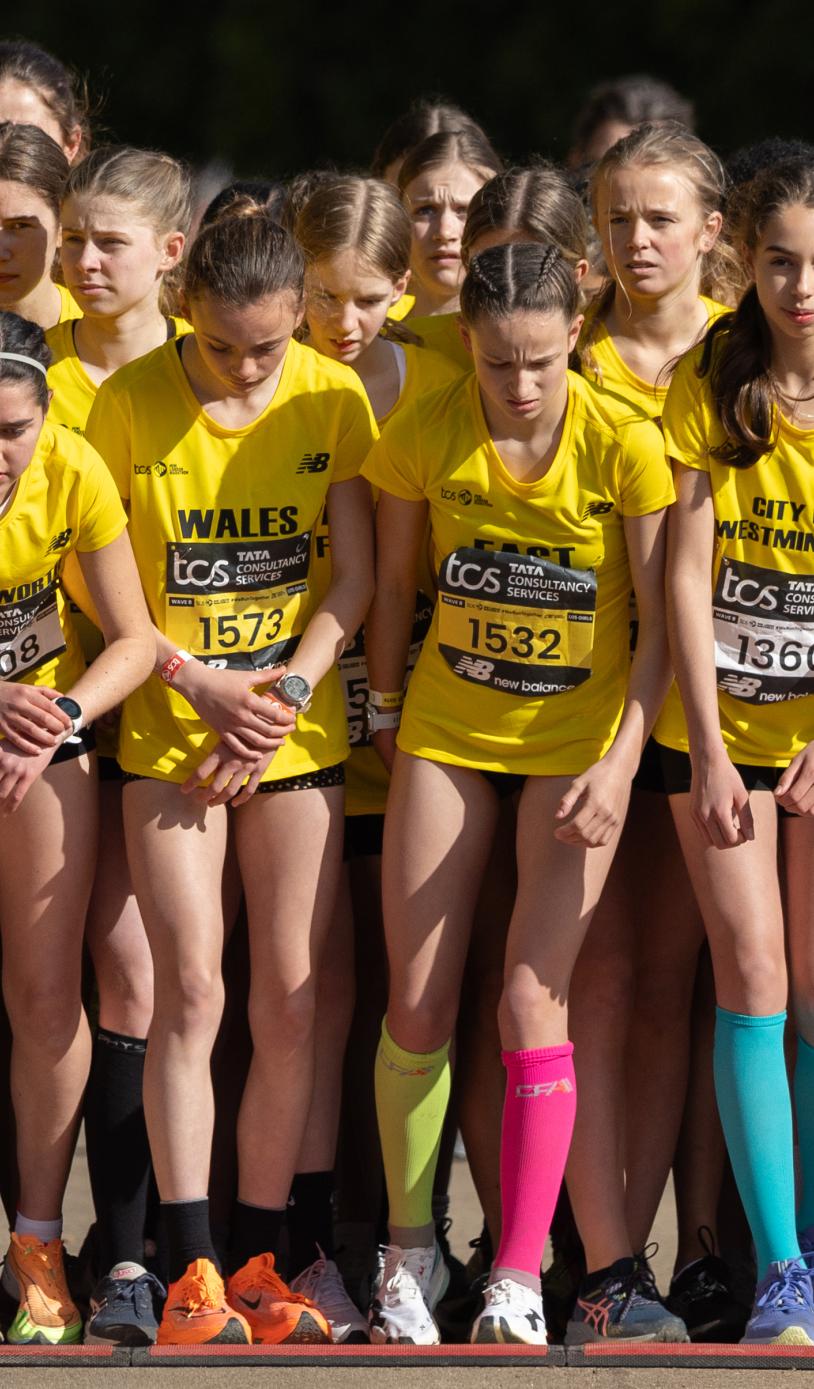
[437,548,596,697]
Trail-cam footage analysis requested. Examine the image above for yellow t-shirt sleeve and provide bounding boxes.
[613,418,675,516]
[75,446,128,551]
[331,387,379,484]
[85,382,133,502]
[361,410,425,502]
[661,348,713,473]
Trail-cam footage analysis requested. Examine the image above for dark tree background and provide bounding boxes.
[7,0,814,175]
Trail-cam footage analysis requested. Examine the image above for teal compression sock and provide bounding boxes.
[794,1033,814,1235]
[713,1007,800,1277]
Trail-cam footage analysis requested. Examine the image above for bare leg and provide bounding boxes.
[0,755,97,1219]
[235,784,344,1209]
[122,779,228,1200]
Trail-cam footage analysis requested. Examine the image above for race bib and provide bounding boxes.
[714,556,814,704]
[437,548,596,696]
[165,534,311,672]
[340,591,433,747]
[0,584,66,681]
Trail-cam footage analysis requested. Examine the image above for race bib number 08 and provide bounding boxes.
[714,556,814,704]
[0,586,66,681]
[437,548,596,696]
[165,534,310,672]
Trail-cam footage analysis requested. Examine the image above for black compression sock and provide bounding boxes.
[286,1171,335,1278]
[84,1028,151,1271]
[162,1199,219,1284]
[227,1200,286,1275]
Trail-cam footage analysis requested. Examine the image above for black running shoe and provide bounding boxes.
[667,1252,749,1343]
[84,1262,164,1346]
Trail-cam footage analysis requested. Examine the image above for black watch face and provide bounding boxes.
[282,675,310,702]
[56,696,82,720]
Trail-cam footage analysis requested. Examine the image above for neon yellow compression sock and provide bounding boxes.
[375,1018,451,1232]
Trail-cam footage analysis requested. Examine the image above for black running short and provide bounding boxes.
[51,726,96,765]
[654,742,794,817]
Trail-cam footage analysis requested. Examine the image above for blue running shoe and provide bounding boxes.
[84,1262,165,1346]
[565,1257,689,1344]
[742,1259,814,1345]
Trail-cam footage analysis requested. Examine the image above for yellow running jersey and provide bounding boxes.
[56,282,81,324]
[579,297,727,419]
[45,315,193,749]
[406,312,472,372]
[654,342,814,766]
[46,317,192,436]
[86,336,377,784]
[338,342,462,815]
[0,425,126,695]
[363,370,673,774]
[386,292,416,322]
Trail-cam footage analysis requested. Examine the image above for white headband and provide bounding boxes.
[0,352,48,377]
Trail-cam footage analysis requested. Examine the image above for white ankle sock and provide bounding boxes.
[15,1212,62,1243]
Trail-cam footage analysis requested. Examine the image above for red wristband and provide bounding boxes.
[160,649,192,684]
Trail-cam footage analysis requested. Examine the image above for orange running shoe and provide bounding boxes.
[227,1252,332,1344]
[2,1232,82,1344]
[157,1259,250,1345]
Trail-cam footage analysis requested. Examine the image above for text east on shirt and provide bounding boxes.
[362,370,673,775]
[86,336,377,783]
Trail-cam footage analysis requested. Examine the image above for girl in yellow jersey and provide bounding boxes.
[565,122,741,1342]
[295,174,463,1303]
[0,121,78,331]
[399,128,503,370]
[47,145,190,1342]
[0,39,87,163]
[371,97,492,322]
[582,121,733,412]
[0,310,153,1344]
[452,166,593,1273]
[362,241,674,1345]
[654,159,814,1345]
[86,210,375,1346]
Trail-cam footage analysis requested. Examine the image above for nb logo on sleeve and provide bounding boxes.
[453,656,494,681]
[296,453,330,474]
[516,1079,574,1098]
[46,529,73,553]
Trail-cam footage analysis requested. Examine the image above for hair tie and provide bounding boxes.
[0,351,48,377]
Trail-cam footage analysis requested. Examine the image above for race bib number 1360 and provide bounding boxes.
[437,548,596,697]
[714,556,814,704]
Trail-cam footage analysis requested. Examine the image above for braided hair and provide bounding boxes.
[460,241,579,325]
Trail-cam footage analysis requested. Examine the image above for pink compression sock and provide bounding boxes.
[493,1045,577,1278]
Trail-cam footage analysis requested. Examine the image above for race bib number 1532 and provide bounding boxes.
[437,548,596,697]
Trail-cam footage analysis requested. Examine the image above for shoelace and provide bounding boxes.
[379,1245,430,1300]
[107,1272,165,1314]
[241,1253,314,1307]
[294,1255,352,1313]
[484,1278,533,1308]
[758,1261,814,1312]
[181,1265,224,1315]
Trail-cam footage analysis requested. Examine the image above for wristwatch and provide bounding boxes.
[54,695,84,739]
[365,703,402,735]
[269,673,312,713]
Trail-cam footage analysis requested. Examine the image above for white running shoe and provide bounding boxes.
[368,1241,449,1345]
[290,1251,370,1343]
[471,1277,547,1344]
